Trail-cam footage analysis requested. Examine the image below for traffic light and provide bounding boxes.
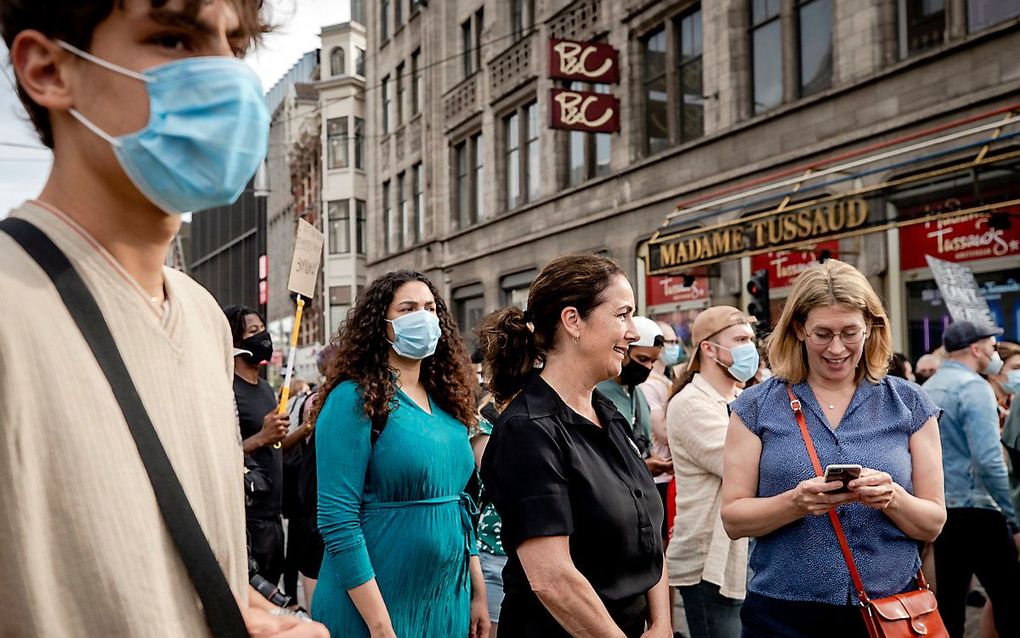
[747,269,770,329]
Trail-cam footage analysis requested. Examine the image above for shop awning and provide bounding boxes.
[647,103,1020,275]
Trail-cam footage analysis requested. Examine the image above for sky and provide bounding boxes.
[0,0,348,215]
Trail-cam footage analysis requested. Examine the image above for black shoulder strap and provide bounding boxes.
[0,218,249,637]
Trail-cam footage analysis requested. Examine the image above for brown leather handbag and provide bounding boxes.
[786,385,948,638]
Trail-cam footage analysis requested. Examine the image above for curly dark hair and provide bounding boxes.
[308,270,477,439]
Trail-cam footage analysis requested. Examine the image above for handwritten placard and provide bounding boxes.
[287,219,324,298]
[925,255,997,329]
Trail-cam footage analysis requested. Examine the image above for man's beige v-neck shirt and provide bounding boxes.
[0,201,248,636]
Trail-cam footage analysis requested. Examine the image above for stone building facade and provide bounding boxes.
[365,0,1020,357]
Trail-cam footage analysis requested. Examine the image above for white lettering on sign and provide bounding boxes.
[553,91,614,128]
[926,215,1018,258]
[553,41,613,79]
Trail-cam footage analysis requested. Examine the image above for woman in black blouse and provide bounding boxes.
[478,253,669,638]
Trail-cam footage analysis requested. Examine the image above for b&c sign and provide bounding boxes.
[548,39,622,134]
[548,39,620,84]
[549,89,620,133]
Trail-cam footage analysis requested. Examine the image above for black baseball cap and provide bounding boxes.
[942,320,1003,352]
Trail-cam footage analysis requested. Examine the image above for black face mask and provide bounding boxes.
[619,358,653,388]
[914,372,931,386]
[238,330,273,366]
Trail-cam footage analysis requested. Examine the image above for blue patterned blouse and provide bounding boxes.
[730,375,940,605]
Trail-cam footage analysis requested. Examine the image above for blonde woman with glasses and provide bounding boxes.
[720,259,946,638]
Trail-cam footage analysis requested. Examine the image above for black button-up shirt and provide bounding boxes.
[480,373,664,636]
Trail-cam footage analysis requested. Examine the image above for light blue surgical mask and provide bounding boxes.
[1003,370,1020,395]
[660,343,686,367]
[58,41,269,215]
[386,310,442,360]
[712,341,760,383]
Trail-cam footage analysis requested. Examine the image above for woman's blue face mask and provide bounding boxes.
[386,310,442,360]
[57,40,270,215]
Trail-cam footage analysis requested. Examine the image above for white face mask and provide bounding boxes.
[983,351,1004,376]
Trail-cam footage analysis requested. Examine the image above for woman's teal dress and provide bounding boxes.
[310,381,477,637]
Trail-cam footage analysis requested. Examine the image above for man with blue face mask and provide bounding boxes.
[0,2,325,636]
[665,306,757,638]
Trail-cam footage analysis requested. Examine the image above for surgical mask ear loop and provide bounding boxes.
[56,40,151,148]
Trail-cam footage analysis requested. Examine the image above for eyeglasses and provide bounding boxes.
[806,328,867,346]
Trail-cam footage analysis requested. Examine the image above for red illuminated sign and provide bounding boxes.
[549,89,620,133]
[750,241,840,289]
[646,275,710,307]
[548,39,620,84]
[898,206,1020,270]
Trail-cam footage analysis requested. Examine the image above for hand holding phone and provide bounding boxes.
[823,464,862,494]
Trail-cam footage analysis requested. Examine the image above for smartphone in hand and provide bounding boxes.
[823,464,862,494]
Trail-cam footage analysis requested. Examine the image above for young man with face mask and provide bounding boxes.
[922,320,1020,637]
[597,316,674,478]
[0,1,326,636]
[665,306,757,638]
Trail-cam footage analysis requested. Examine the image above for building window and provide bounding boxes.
[355,199,366,255]
[454,133,484,229]
[329,303,350,336]
[395,0,403,27]
[897,0,945,58]
[382,75,391,135]
[751,0,783,114]
[501,270,537,309]
[504,112,520,210]
[326,117,348,170]
[411,49,422,116]
[677,9,704,142]
[413,163,425,242]
[512,0,535,41]
[473,133,485,222]
[453,283,486,351]
[567,82,613,186]
[381,0,389,42]
[327,200,350,254]
[968,1,1020,33]
[797,0,832,97]
[330,47,345,76]
[474,8,485,71]
[354,117,364,169]
[525,102,540,203]
[352,0,365,24]
[355,47,366,76]
[398,171,409,248]
[396,62,405,127]
[462,20,473,78]
[643,28,669,155]
[382,180,392,253]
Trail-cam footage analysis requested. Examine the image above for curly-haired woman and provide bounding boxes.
[308,271,490,638]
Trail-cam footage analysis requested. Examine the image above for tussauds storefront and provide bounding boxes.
[643,110,1020,361]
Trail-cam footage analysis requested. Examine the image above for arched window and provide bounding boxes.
[330,47,345,76]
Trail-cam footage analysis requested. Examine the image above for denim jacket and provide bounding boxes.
[922,360,1018,526]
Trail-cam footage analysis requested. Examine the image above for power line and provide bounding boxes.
[0,141,49,151]
[264,24,541,129]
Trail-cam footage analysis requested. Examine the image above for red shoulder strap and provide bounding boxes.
[785,384,872,604]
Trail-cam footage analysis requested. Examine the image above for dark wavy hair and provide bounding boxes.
[478,252,624,406]
[308,270,477,439]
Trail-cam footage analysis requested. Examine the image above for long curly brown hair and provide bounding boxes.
[308,270,477,439]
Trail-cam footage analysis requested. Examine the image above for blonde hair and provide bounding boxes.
[767,259,892,384]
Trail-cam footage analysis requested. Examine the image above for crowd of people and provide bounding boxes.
[4,2,1020,637]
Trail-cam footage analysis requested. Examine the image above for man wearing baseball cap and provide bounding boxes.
[922,320,1020,636]
[597,316,674,478]
[666,306,757,638]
